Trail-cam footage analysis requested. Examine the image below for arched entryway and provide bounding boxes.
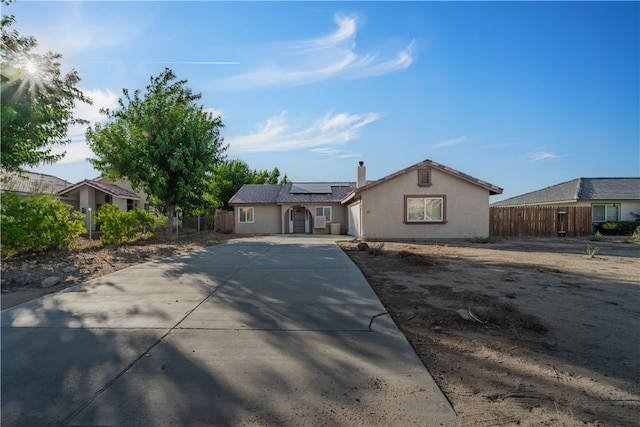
[287,206,311,234]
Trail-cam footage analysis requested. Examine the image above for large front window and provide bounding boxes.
[592,204,620,222]
[239,207,254,223]
[405,195,445,223]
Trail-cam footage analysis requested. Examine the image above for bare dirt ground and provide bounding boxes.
[340,237,640,427]
[2,233,639,426]
[0,231,239,310]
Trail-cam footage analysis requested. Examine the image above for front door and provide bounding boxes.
[293,208,306,233]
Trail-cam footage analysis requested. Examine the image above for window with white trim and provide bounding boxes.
[238,207,254,223]
[405,195,446,223]
[315,206,331,222]
[592,203,620,222]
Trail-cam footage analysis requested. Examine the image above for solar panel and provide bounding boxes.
[290,183,332,194]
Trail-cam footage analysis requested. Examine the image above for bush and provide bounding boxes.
[95,205,164,244]
[589,231,603,241]
[596,221,640,236]
[1,192,86,257]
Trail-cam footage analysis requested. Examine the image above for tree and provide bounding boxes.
[252,167,288,185]
[209,160,288,209]
[86,68,227,226]
[0,14,91,172]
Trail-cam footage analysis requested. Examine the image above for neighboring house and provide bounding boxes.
[229,159,503,239]
[57,177,150,231]
[0,170,71,197]
[491,178,640,224]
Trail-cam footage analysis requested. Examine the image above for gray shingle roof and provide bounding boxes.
[0,170,71,195]
[229,183,355,205]
[492,178,640,207]
[58,179,140,200]
[228,184,283,204]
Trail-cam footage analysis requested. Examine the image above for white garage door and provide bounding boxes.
[348,202,361,238]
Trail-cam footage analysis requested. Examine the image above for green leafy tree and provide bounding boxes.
[86,68,227,227]
[252,167,288,185]
[0,14,91,172]
[209,160,288,209]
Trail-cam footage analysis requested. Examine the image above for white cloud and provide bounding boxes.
[215,14,414,89]
[55,88,119,164]
[430,136,468,149]
[311,147,361,160]
[525,147,565,162]
[204,107,225,119]
[28,6,145,59]
[227,111,381,154]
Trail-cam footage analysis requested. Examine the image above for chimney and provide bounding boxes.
[357,161,366,188]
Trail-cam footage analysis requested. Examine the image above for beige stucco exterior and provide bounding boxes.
[234,205,282,234]
[349,167,493,239]
[230,160,501,238]
[234,203,349,235]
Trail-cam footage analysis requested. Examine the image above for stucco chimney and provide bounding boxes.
[357,161,366,188]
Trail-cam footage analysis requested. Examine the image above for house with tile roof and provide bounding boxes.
[491,178,640,224]
[57,177,150,231]
[0,170,71,197]
[229,159,503,239]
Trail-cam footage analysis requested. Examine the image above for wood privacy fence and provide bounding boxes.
[490,206,592,237]
[214,209,235,234]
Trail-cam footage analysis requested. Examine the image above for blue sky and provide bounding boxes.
[7,1,639,201]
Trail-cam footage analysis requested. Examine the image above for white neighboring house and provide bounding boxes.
[57,177,150,231]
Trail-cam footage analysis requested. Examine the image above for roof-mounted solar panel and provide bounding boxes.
[290,183,332,194]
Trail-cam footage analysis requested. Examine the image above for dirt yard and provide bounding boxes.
[340,238,640,427]
[2,233,639,426]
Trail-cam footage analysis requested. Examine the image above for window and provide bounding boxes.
[418,168,432,187]
[238,207,254,223]
[592,203,620,222]
[315,206,331,222]
[127,199,134,211]
[405,195,446,223]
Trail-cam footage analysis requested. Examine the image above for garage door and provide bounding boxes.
[348,202,361,238]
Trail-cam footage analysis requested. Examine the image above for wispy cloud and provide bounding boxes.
[214,14,414,89]
[430,136,468,149]
[525,147,565,162]
[54,88,119,164]
[227,111,381,154]
[310,147,361,160]
[29,7,145,58]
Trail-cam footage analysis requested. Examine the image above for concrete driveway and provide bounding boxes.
[1,235,457,426]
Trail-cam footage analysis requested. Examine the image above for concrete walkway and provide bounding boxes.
[1,235,457,426]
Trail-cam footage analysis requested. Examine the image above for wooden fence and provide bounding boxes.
[490,206,592,237]
[214,209,235,234]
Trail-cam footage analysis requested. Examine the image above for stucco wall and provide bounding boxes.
[305,203,348,234]
[359,168,492,239]
[111,178,148,209]
[234,205,282,234]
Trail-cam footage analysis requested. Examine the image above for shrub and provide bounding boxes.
[596,221,640,236]
[368,242,385,255]
[589,231,603,241]
[95,205,163,244]
[1,191,86,257]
